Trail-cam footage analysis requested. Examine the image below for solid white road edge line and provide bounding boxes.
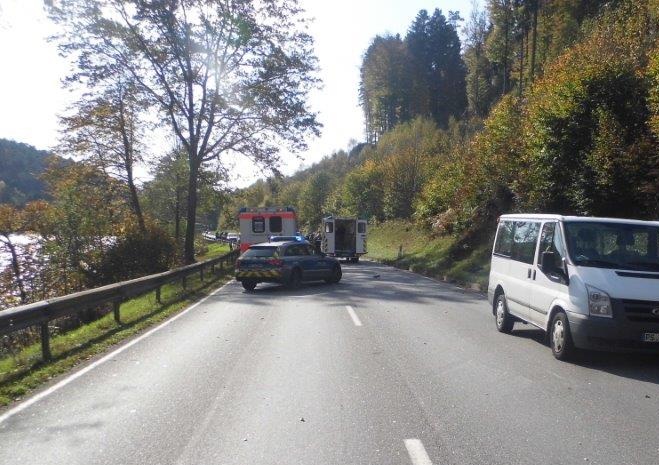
[345,305,362,327]
[405,438,433,465]
[0,280,236,425]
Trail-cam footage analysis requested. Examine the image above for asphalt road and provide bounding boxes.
[1,261,658,465]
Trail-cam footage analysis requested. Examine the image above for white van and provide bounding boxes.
[488,214,659,360]
[321,216,367,263]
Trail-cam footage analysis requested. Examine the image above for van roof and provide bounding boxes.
[499,214,659,227]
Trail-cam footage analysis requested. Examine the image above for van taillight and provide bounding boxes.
[266,258,283,267]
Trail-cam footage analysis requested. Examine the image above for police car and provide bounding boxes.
[235,241,342,291]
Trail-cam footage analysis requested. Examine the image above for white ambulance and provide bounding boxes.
[238,207,298,253]
[321,216,367,263]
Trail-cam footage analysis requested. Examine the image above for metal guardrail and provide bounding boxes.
[0,249,240,362]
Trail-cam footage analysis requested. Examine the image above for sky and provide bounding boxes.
[0,0,473,187]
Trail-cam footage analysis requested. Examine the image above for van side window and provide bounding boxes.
[511,221,541,264]
[252,216,265,233]
[539,222,565,268]
[494,221,514,256]
[269,216,282,233]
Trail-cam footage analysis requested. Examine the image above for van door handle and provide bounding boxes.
[532,269,537,280]
[527,268,532,278]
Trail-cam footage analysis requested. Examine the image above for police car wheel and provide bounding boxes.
[325,265,342,284]
[242,280,257,291]
[288,269,302,289]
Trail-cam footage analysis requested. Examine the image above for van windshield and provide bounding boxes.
[564,222,659,271]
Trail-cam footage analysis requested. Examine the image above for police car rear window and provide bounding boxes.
[243,247,277,258]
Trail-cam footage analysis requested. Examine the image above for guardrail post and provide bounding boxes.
[182,276,187,291]
[113,301,121,324]
[155,286,161,304]
[200,265,204,282]
[211,263,215,275]
[40,323,51,361]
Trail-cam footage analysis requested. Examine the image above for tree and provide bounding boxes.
[359,35,414,142]
[464,1,496,116]
[0,204,28,304]
[486,0,514,95]
[60,79,148,233]
[142,148,189,242]
[405,9,467,126]
[40,160,132,292]
[298,172,332,229]
[52,0,320,263]
[143,147,228,243]
[338,160,384,220]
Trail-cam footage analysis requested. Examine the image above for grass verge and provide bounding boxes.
[198,241,231,259]
[0,268,233,407]
[367,220,491,291]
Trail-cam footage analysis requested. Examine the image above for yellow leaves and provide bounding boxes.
[648,45,659,137]
[0,204,22,235]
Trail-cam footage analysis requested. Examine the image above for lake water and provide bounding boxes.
[0,234,36,269]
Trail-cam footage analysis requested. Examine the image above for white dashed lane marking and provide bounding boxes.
[405,439,433,465]
[345,305,362,327]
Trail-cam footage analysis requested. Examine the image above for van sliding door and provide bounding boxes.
[507,221,541,321]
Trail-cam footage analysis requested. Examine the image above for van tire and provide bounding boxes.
[242,280,257,291]
[495,294,514,333]
[550,311,575,361]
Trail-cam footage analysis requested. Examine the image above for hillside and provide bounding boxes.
[224,1,658,286]
[0,139,52,205]
[367,220,491,290]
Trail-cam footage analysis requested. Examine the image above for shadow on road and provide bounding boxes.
[510,327,659,384]
[571,352,659,385]
[213,261,483,308]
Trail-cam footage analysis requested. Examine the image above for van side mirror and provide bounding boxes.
[541,251,570,284]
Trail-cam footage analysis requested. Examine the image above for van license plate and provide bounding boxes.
[643,333,659,343]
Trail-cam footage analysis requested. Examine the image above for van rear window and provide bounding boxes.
[494,221,514,256]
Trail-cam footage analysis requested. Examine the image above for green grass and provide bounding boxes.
[0,268,232,406]
[367,220,491,290]
[198,241,231,259]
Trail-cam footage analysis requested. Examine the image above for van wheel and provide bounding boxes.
[242,280,257,291]
[550,311,575,361]
[288,268,302,289]
[495,294,514,333]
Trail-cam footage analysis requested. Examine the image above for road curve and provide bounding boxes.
[1,261,658,465]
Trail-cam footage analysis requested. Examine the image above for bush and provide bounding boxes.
[92,224,176,285]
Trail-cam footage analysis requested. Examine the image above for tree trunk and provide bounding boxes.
[1,235,27,304]
[502,1,510,94]
[183,157,200,264]
[118,93,146,234]
[519,29,524,96]
[127,169,146,234]
[530,0,539,81]
[174,188,181,243]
